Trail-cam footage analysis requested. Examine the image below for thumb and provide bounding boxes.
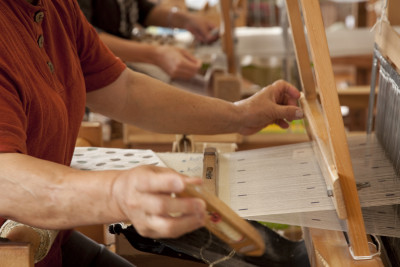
[276,106,304,122]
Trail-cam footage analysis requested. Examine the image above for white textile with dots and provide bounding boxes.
[71,147,167,171]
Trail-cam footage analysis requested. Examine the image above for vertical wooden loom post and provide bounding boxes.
[219,0,237,75]
[301,0,369,257]
[211,0,242,102]
[285,0,348,220]
[285,0,370,257]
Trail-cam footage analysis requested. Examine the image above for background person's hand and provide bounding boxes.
[155,45,202,80]
[184,13,219,44]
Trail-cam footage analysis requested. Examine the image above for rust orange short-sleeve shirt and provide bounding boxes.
[0,0,126,161]
[0,0,126,266]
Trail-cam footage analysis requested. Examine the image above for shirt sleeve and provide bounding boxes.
[72,0,126,92]
[0,76,27,154]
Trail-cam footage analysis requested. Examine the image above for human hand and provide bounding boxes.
[155,45,202,80]
[184,13,219,44]
[111,165,206,239]
[234,80,303,135]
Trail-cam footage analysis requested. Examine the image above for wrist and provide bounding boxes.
[142,43,163,65]
[152,45,168,64]
[110,172,130,222]
[233,100,248,134]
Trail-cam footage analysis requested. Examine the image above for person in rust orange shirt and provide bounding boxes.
[0,0,303,266]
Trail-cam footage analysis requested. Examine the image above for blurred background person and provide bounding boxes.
[78,0,219,81]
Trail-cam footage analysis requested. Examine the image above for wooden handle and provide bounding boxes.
[178,184,265,256]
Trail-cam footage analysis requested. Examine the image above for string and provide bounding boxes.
[370,0,389,34]
[199,230,236,267]
[209,250,236,267]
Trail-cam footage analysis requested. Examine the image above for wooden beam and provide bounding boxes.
[298,0,370,257]
[285,0,317,100]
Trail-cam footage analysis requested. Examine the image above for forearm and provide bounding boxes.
[98,32,160,64]
[0,153,124,229]
[145,5,188,29]
[87,69,242,135]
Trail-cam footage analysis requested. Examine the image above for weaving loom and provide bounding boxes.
[110,1,399,266]
[7,0,400,266]
[74,1,399,267]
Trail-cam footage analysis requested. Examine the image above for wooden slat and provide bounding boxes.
[298,0,370,257]
[299,94,346,219]
[285,0,317,100]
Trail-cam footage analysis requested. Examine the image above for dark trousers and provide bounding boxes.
[62,230,135,267]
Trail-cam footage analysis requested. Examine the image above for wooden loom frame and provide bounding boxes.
[375,21,400,73]
[285,0,382,265]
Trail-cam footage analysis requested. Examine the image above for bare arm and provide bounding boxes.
[86,68,303,135]
[98,32,161,64]
[98,32,201,79]
[0,153,205,238]
[0,69,301,238]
